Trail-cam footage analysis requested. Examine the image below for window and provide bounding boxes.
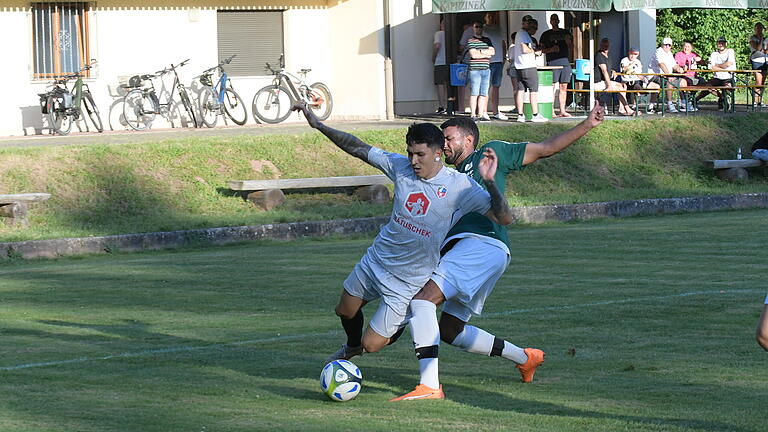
[32,2,91,79]
[217,10,284,77]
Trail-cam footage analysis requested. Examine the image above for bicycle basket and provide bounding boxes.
[200,74,213,87]
[128,75,143,88]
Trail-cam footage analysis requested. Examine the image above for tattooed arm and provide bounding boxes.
[478,148,514,226]
[292,102,372,162]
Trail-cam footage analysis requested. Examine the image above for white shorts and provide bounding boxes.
[343,254,421,338]
[431,236,510,322]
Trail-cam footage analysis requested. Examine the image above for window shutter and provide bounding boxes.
[217,11,284,77]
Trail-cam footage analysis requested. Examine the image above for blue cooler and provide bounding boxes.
[449,63,468,87]
[575,59,591,81]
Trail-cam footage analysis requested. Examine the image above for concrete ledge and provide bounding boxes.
[2,193,768,260]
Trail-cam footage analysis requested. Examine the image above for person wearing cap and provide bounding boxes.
[620,46,660,112]
[696,36,736,110]
[540,13,573,117]
[674,41,702,112]
[647,37,688,113]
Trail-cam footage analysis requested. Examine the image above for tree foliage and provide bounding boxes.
[656,9,768,69]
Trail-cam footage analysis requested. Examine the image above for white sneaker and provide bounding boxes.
[647,104,656,114]
[480,113,491,121]
[530,113,549,123]
[494,112,508,120]
[667,102,678,113]
[517,115,526,123]
[687,102,697,112]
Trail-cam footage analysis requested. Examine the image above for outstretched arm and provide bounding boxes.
[522,100,605,165]
[478,148,514,226]
[292,102,372,162]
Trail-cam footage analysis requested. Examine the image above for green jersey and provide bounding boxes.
[445,140,527,248]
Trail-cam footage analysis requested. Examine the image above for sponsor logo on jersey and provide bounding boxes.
[436,186,447,199]
[393,215,431,237]
[404,192,430,217]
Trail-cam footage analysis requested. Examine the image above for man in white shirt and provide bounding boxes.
[433,19,448,114]
[483,12,508,120]
[513,19,547,122]
[696,36,736,110]
[647,37,688,113]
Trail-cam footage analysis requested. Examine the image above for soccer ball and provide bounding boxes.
[320,359,362,402]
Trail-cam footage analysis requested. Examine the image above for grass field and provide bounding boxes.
[1,209,767,432]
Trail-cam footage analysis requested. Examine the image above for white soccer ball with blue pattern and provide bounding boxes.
[320,359,362,402]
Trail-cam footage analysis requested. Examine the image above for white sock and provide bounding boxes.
[451,325,528,364]
[409,299,440,389]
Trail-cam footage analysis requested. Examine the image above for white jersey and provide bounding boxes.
[365,147,491,288]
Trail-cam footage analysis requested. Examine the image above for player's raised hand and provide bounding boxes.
[291,101,322,129]
[586,100,605,128]
[478,147,499,182]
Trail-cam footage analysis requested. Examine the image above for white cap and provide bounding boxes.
[662,37,673,45]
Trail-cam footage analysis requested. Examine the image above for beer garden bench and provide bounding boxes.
[228,175,392,210]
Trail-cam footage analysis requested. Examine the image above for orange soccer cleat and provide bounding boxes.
[389,384,445,402]
[515,348,545,383]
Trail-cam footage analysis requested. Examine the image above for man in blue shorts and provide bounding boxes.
[289,103,514,371]
[392,101,605,401]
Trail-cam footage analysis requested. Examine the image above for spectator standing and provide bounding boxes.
[507,15,533,115]
[647,37,688,113]
[483,12,508,120]
[433,19,448,114]
[750,23,767,106]
[540,13,573,117]
[674,41,702,111]
[513,17,547,122]
[696,36,735,110]
[594,38,635,116]
[467,21,495,121]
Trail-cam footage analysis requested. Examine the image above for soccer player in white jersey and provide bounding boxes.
[757,294,768,351]
[290,103,514,370]
[390,102,606,401]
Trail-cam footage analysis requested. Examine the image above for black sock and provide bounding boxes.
[341,310,364,348]
[387,325,407,346]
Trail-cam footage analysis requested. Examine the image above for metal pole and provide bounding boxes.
[383,0,394,120]
[589,11,595,110]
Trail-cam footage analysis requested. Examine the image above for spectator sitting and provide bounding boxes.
[647,37,688,113]
[620,46,660,113]
[594,38,635,116]
[752,130,768,162]
[695,36,736,110]
[674,41,702,112]
[750,23,767,106]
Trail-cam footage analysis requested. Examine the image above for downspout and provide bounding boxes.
[383,0,394,120]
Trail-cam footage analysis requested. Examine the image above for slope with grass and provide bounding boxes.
[1,115,766,241]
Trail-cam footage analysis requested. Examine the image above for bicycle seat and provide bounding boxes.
[299,68,312,75]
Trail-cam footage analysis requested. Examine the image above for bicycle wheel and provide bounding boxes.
[81,92,104,133]
[46,95,72,135]
[223,88,247,125]
[309,82,333,121]
[198,87,218,128]
[179,89,198,128]
[123,89,155,131]
[252,85,292,124]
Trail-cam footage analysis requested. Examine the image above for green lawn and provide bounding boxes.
[1,209,766,431]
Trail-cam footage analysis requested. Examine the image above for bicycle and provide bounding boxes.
[252,54,333,124]
[197,55,248,127]
[38,60,104,135]
[122,59,198,131]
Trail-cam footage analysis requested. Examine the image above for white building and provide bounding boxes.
[0,0,656,137]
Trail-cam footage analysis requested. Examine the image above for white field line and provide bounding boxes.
[1,289,762,372]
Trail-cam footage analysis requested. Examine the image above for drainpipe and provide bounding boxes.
[383,0,394,120]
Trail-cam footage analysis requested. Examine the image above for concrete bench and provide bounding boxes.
[228,175,393,210]
[0,193,51,226]
[703,159,766,181]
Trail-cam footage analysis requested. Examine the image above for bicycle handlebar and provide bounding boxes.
[50,60,98,84]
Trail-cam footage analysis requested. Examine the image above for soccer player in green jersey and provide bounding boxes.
[392,102,606,401]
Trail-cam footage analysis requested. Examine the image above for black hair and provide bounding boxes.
[406,123,444,151]
[440,117,480,149]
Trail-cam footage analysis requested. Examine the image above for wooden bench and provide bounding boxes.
[228,175,393,210]
[0,193,51,226]
[703,158,766,181]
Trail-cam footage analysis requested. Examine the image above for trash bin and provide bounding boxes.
[449,63,468,87]
[522,68,555,120]
[575,59,591,81]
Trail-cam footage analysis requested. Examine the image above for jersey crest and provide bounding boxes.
[404,192,430,217]
[436,186,447,199]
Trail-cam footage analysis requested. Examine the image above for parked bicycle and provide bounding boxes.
[252,54,333,124]
[197,55,247,127]
[39,60,104,135]
[122,59,198,131]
